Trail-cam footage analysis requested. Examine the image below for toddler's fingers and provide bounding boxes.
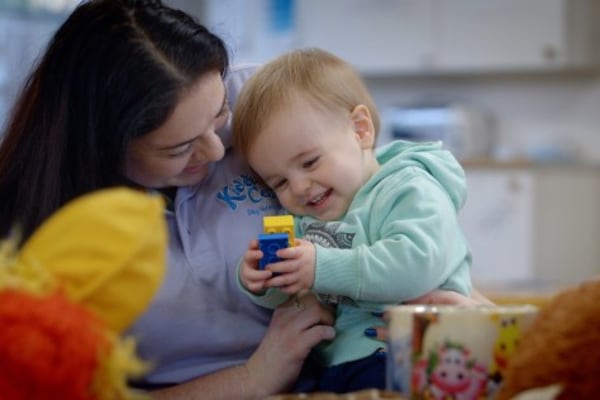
[265,271,297,289]
[278,283,304,295]
[276,245,300,259]
[243,249,264,265]
[246,268,272,281]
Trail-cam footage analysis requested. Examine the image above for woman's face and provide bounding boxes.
[125,71,229,188]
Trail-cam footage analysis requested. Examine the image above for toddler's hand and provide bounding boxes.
[240,239,272,294]
[265,238,316,295]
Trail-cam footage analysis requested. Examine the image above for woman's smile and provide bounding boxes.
[183,163,207,174]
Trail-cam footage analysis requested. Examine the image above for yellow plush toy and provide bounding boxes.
[0,187,166,400]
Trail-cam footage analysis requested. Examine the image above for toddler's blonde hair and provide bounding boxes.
[232,48,380,158]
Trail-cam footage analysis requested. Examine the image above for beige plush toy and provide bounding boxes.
[496,278,600,400]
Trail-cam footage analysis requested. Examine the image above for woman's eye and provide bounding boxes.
[272,179,287,191]
[168,144,192,158]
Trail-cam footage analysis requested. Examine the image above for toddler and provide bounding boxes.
[232,48,472,393]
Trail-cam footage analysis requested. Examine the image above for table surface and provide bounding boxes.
[479,281,567,308]
[265,389,407,399]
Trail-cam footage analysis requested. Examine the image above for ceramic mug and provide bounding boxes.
[386,304,539,399]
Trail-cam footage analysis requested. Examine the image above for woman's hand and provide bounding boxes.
[365,289,495,341]
[406,288,495,306]
[150,293,334,400]
[245,292,335,397]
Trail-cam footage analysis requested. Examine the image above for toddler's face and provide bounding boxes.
[248,96,378,221]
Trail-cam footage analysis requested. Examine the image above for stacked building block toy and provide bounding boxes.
[258,215,294,270]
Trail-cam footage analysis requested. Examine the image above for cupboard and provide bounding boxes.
[460,164,600,286]
[295,0,600,74]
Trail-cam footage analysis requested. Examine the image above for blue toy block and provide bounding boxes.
[258,232,289,270]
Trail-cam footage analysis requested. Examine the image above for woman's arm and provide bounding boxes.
[407,288,494,306]
[150,293,335,399]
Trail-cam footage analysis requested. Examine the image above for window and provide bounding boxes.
[0,0,77,14]
[0,1,76,131]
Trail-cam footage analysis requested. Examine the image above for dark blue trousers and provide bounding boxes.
[293,349,386,394]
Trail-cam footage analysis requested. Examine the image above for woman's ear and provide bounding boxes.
[351,104,376,148]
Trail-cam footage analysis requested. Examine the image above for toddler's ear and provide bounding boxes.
[351,104,376,148]
[18,188,167,333]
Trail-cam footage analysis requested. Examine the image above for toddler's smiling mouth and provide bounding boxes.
[307,189,332,207]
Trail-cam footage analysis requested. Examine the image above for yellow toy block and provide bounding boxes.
[263,215,295,247]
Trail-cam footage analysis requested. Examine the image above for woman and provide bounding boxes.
[0,1,334,398]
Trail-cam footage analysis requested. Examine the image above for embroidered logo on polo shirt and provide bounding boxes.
[217,174,278,212]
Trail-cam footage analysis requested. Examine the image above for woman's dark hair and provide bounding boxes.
[0,0,228,243]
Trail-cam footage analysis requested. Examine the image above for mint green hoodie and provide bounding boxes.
[241,140,472,366]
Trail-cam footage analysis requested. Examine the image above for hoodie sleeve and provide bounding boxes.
[312,168,472,303]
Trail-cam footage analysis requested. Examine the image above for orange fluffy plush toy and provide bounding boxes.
[496,278,600,400]
[0,188,166,400]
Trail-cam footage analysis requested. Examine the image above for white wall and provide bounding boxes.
[366,72,600,163]
[3,1,599,164]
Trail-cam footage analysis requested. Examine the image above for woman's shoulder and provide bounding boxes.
[220,64,261,148]
[225,64,260,99]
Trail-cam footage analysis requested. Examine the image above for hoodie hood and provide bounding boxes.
[372,140,467,211]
